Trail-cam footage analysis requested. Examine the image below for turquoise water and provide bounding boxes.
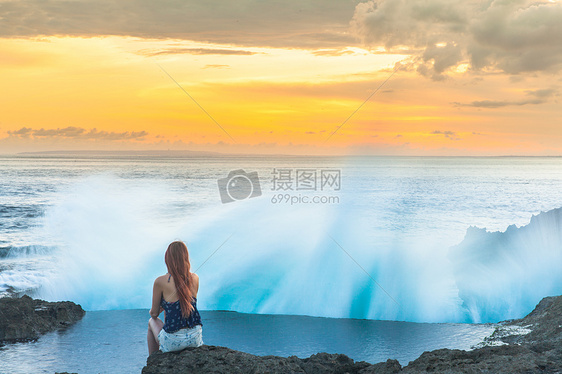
[0,309,495,374]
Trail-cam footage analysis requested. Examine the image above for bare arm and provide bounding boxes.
[191,273,200,297]
[149,277,163,319]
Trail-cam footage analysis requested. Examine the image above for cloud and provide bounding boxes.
[0,0,361,48]
[352,0,469,49]
[431,130,455,136]
[139,48,258,57]
[7,126,148,140]
[352,0,562,77]
[311,49,356,57]
[33,126,85,137]
[430,130,460,140]
[82,129,148,140]
[525,88,558,99]
[7,127,33,137]
[453,99,546,109]
[452,87,558,108]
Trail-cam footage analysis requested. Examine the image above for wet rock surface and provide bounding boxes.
[0,295,85,344]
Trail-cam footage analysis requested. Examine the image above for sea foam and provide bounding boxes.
[34,173,562,323]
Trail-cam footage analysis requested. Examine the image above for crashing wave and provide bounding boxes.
[450,207,562,323]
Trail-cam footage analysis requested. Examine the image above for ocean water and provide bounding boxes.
[0,309,495,374]
[1,155,562,371]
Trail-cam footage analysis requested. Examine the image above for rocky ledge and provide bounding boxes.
[143,295,562,374]
[0,295,85,344]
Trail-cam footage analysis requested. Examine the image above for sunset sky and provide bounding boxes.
[1,0,561,155]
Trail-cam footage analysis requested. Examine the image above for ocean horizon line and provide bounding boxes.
[3,150,562,159]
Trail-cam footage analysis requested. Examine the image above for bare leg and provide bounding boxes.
[147,317,164,355]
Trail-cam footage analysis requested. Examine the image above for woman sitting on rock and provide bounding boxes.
[147,241,203,354]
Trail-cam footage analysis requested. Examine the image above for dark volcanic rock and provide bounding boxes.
[0,295,85,343]
[143,296,562,374]
[142,345,401,374]
[509,296,562,346]
[402,345,556,374]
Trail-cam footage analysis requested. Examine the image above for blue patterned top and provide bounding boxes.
[160,297,203,333]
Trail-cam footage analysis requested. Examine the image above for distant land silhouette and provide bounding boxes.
[16,149,329,158]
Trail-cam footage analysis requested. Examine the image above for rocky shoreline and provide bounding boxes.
[143,295,562,374]
[0,295,85,344]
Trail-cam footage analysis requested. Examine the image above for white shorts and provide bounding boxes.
[158,325,203,353]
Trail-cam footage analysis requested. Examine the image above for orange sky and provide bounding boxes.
[0,0,561,155]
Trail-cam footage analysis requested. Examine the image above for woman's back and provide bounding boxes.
[159,272,202,333]
[160,272,199,303]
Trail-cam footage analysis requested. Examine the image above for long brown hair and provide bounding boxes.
[165,241,194,318]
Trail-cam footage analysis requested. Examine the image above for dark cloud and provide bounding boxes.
[7,126,148,140]
[7,127,33,137]
[431,130,455,136]
[422,43,463,74]
[469,2,562,74]
[352,0,469,49]
[525,88,558,99]
[352,0,562,76]
[82,129,148,140]
[452,86,558,108]
[430,130,459,140]
[0,0,362,48]
[453,99,546,109]
[34,126,85,137]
